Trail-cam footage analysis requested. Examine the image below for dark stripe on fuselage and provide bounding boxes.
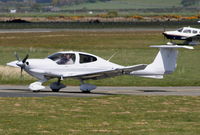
[163,33,186,40]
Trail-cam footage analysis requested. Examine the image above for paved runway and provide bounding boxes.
[0,85,200,97]
[0,28,166,33]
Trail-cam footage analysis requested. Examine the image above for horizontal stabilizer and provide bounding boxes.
[150,45,194,50]
[137,75,163,79]
[131,45,193,79]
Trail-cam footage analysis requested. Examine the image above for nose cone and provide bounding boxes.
[16,61,24,68]
[7,60,19,68]
[163,31,175,35]
[162,31,174,39]
[163,31,169,36]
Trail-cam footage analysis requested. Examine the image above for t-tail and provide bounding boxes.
[131,45,193,79]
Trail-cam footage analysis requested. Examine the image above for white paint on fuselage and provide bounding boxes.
[163,27,200,39]
[22,51,124,80]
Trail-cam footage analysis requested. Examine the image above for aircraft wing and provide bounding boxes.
[43,64,147,80]
[68,64,147,80]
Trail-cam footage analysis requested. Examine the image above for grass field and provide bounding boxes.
[1,95,200,134]
[1,21,199,29]
[62,0,181,10]
[1,28,200,135]
[0,0,198,16]
[0,31,200,86]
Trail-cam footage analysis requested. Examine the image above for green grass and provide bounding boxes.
[0,12,198,18]
[0,21,199,29]
[0,96,200,134]
[0,31,200,86]
[59,0,198,16]
[1,30,200,135]
[62,0,182,10]
[0,0,198,16]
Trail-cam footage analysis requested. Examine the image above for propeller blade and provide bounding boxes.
[163,25,166,32]
[22,54,29,63]
[162,24,166,42]
[14,53,29,79]
[20,67,23,79]
[163,34,166,42]
[14,52,20,61]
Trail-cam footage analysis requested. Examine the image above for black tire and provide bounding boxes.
[82,90,91,93]
[51,88,60,92]
[32,90,40,92]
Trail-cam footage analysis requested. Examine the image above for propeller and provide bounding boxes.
[162,23,167,42]
[15,52,29,78]
[22,54,29,63]
[14,52,20,61]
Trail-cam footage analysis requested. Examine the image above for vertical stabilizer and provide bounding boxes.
[131,45,193,79]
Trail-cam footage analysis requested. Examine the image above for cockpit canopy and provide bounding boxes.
[48,52,97,65]
[48,53,76,65]
[79,53,97,64]
[177,27,199,34]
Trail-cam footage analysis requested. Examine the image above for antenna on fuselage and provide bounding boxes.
[107,51,118,61]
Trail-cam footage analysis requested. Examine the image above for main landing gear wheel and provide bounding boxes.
[52,89,59,92]
[50,82,65,92]
[80,83,96,93]
[50,77,65,92]
[81,90,91,93]
[32,90,40,92]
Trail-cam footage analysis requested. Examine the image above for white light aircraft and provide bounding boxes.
[163,26,200,45]
[7,45,193,92]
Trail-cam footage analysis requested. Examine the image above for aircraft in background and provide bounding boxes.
[163,26,200,45]
[7,45,193,92]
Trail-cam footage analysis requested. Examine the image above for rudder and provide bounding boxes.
[131,45,193,79]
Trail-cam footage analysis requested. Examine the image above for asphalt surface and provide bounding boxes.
[0,28,167,33]
[0,85,200,97]
[0,28,199,97]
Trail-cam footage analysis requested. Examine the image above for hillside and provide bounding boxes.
[0,0,199,15]
[62,0,182,10]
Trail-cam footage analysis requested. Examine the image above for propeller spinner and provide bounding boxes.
[15,52,29,78]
